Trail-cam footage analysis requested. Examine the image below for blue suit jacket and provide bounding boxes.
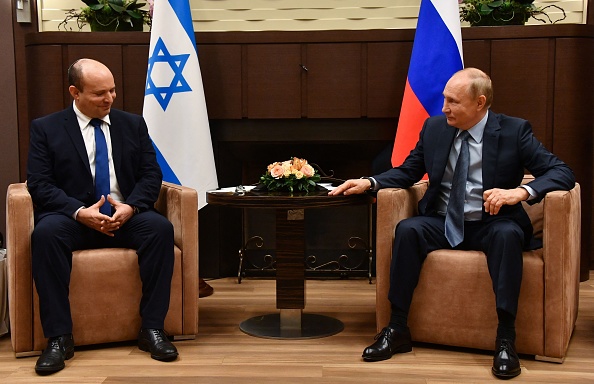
[373,112,575,242]
[27,106,163,221]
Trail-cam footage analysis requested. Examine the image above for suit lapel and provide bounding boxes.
[109,112,123,179]
[482,112,501,191]
[431,123,457,183]
[64,107,91,175]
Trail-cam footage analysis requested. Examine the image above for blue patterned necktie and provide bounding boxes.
[90,118,111,216]
[445,130,471,247]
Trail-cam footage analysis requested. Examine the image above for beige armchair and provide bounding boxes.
[375,176,581,362]
[6,182,199,357]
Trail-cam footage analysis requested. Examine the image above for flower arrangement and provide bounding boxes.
[459,0,565,26]
[260,157,321,193]
[59,0,151,31]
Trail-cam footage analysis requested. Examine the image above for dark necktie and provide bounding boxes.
[91,118,111,216]
[445,130,470,247]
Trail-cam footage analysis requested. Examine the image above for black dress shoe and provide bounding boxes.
[492,338,521,379]
[138,328,178,362]
[362,326,412,362]
[35,334,74,375]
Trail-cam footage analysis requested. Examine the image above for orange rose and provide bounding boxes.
[270,164,284,178]
[301,164,314,177]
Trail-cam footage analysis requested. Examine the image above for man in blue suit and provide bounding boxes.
[27,58,178,375]
[330,68,575,379]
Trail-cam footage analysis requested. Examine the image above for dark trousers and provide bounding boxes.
[388,214,524,317]
[31,210,175,338]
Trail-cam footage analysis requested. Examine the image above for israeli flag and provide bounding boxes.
[143,0,218,209]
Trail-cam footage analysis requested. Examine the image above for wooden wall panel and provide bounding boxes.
[366,42,411,118]
[246,44,302,118]
[306,43,362,118]
[198,44,242,119]
[554,38,594,278]
[26,45,64,121]
[490,39,552,147]
[461,40,491,75]
[122,45,149,115]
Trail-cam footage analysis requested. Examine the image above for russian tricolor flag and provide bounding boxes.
[391,0,464,167]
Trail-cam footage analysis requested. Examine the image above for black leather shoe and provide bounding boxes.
[492,338,521,379]
[35,334,74,375]
[362,326,412,362]
[138,328,178,362]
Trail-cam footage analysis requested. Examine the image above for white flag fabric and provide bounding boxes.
[143,0,218,209]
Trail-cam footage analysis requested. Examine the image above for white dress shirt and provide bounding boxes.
[72,102,124,214]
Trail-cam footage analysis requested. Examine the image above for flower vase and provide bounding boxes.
[470,14,527,26]
[90,18,144,31]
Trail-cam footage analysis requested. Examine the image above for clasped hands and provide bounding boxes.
[329,179,530,215]
[76,195,134,236]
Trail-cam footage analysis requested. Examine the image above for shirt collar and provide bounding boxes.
[72,101,111,129]
[457,110,488,143]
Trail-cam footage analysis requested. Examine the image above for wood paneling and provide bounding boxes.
[490,39,552,145]
[306,43,362,118]
[366,42,412,118]
[198,44,242,119]
[246,44,302,118]
[25,45,64,121]
[123,45,149,115]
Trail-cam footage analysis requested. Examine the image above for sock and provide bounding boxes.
[496,308,516,342]
[388,305,410,334]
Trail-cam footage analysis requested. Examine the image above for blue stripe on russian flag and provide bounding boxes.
[407,0,464,117]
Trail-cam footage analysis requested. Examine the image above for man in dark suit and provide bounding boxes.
[330,68,575,379]
[27,58,178,375]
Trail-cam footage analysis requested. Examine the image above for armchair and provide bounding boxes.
[6,182,198,357]
[375,176,581,362]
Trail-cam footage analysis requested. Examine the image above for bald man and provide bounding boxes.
[27,58,178,375]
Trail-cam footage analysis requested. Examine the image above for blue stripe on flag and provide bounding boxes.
[168,0,197,49]
[152,141,181,185]
[408,0,464,116]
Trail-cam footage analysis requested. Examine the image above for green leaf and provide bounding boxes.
[89,4,104,10]
[81,0,100,6]
[109,2,125,13]
[127,9,142,18]
[480,4,494,14]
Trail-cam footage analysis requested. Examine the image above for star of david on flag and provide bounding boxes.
[145,38,191,111]
[143,0,218,210]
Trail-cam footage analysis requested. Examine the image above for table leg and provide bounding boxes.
[239,208,343,339]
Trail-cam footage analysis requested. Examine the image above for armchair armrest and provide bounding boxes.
[154,182,199,334]
[375,181,428,329]
[6,183,35,354]
[541,183,581,359]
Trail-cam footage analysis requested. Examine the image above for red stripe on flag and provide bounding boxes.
[391,79,430,167]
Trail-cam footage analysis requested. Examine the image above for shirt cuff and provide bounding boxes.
[73,206,84,220]
[520,185,537,201]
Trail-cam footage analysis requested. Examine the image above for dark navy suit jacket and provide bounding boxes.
[373,112,575,243]
[27,105,162,221]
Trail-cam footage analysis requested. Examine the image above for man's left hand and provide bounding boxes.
[483,187,529,215]
[108,195,135,225]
